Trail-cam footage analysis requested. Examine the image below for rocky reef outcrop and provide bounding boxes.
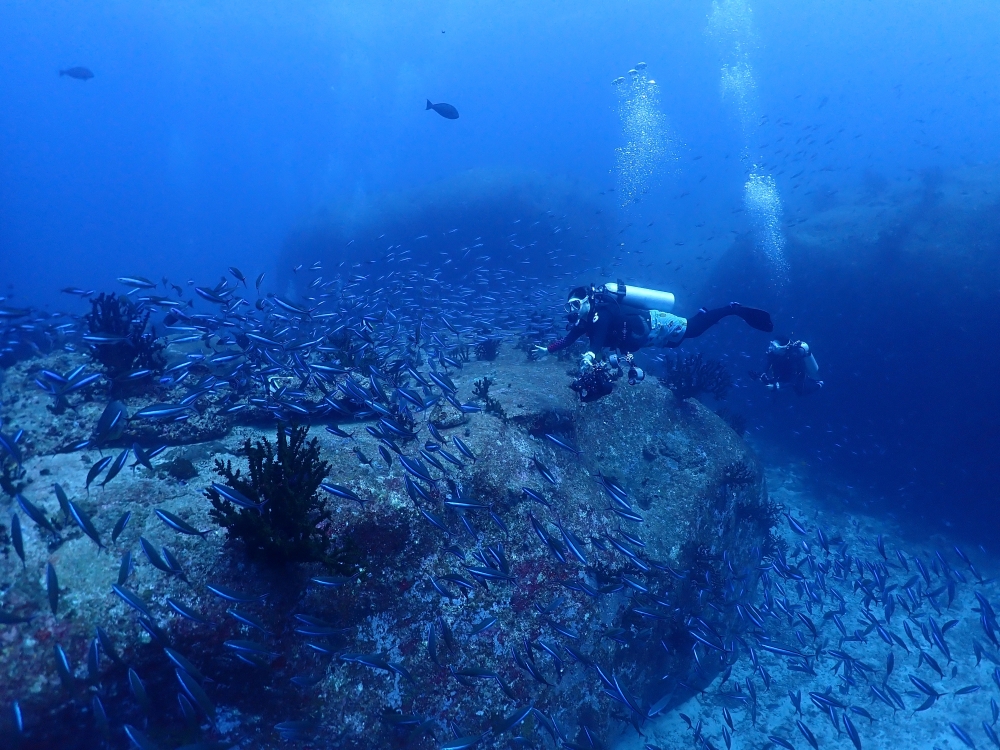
[0,348,773,749]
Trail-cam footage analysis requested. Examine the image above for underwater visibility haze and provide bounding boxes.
[2,1,1000,748]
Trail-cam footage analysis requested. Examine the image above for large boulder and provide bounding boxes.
[0,349,774,748]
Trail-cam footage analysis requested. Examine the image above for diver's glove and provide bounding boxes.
[530,344,549,361]
[579,351,596,375]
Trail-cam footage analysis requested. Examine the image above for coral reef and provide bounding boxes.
[0,465,24,498]
[207,423,352,569]
[697,458,782,562]
[472,376,508,421]
[0,347,769,749]
[84,292,165,390]
[659,351,732,401]
[475,336,503,361]
[0,424,27,497]
[0,455,26,497]
[720,458,757,488]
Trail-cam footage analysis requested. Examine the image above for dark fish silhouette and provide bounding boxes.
[60,67,94,81]
[426,99,459,119]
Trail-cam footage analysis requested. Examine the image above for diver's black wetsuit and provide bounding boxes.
[758,346,823,395]
[547,299,772,354]
[548,297,649,353]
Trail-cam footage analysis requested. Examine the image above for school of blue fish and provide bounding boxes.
[2,234,1000,750]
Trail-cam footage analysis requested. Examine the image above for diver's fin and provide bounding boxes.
[734,305,774,333]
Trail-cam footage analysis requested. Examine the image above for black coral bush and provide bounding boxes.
[207,424,350,568]
[85,292,165,389]
[474,336,502,361]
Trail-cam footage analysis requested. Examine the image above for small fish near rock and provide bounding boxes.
[426,99,459,119]
[59,67,94,81]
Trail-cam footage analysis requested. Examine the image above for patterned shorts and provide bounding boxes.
[648,311,687,347]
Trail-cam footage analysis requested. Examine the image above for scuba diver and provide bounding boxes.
[751,339,824,396]
[538,281,774,401]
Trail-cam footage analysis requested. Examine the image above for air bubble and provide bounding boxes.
[613,69,680,210]
[744,170,788,279]
[708,0,786,282]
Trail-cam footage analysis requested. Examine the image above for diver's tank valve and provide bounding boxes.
[603,281,675,313]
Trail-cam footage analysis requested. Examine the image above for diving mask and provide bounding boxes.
[565,295,591,323]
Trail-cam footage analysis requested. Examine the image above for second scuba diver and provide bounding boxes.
[538,281,774,401]
[751,339,824,395]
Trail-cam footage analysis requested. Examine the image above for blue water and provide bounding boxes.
[4,0,1000,532]
[3,3,1000,744]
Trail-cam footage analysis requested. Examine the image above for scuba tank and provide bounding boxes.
[603,281,675,312]
[773,340,820,379]
[797,342,820,379]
